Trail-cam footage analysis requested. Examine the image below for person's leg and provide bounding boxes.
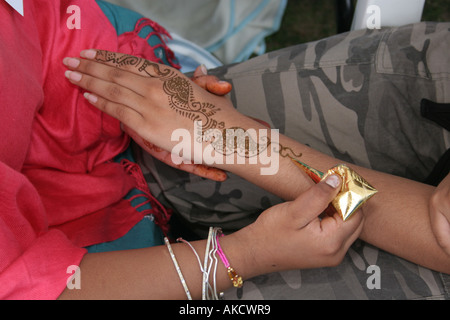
[210,22,449,183]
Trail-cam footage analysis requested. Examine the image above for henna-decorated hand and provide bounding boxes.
[125,64,231,181]
[63,50,241,181]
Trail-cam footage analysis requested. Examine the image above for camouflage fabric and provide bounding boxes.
[137,22,450,299]
[219,22,450,181]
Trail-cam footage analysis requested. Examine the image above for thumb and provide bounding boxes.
[288,174,341,228]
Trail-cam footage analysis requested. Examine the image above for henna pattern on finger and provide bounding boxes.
[138,59,173,78]
[95,50,175,80]
[95,50,144,68]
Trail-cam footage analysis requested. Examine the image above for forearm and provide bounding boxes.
[212,118,450,273]
[357,172,450,273]
[58,230,255,300]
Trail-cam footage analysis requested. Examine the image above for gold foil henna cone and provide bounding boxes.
[322,164,377,221]
[291,159,377,221]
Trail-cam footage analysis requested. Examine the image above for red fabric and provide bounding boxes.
[0,0,175,299]
[118,17,180,69]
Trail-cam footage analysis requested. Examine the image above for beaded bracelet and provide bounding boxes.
[216,233,243,288]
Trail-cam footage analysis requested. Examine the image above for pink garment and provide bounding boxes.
[0,0,175,299]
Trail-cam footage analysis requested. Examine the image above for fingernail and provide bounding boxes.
[200,64,207,75]
[325,174,340,189]
[83,92,98,103]
[65,70,82,82]
[80,49,97,59]
[63,57,80,68]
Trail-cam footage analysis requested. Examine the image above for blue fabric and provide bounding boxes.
[87,216,164,253]
[204,0,288,63]
[86,148,164,253]
[97,0,221,73]
[86,1,168,253]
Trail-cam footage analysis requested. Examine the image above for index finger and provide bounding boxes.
[288,175,342,229]
[319,209,364,253]
[80,49,178,80]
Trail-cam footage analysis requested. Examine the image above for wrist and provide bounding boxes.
[217,223,270,282]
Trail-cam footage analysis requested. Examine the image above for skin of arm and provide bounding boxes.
[430,173,450,256]
[61,50,449,300]
[59,173,363,299]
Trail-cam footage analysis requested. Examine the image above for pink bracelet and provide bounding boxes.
[216,234,243,288]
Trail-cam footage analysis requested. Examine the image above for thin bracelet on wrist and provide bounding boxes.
[164,237,192,300]
[216,232,243,288]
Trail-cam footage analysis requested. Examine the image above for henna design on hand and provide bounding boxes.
[163,76,224,131]
[96,50,222,132]
[94,50,302,160]
[96,50,144,69]
[205,127,270,158]
[205,127,302,160]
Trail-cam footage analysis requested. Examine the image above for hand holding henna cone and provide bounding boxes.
[291,159,378,221]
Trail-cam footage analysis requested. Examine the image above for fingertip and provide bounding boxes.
[200,64,208,75]
[324,174,341,189]
[193,64,207,77]
[218,81,232,93]
[83,92,98,104]
[206,80,232,96]
[80,49,97,59]
[62,57,80,68]
[65,70,82,82]
[216,171,228,182]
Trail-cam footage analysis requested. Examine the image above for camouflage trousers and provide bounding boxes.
[138,22,450,299]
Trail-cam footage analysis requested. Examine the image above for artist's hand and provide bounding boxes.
[63,50,239,181]
[238,174,364,274]
[429,173,450,256]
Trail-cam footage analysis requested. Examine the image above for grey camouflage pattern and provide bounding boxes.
[219,22,450,182]
[137,22,450,299]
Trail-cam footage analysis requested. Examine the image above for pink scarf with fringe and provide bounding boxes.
[0,0,176,298]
